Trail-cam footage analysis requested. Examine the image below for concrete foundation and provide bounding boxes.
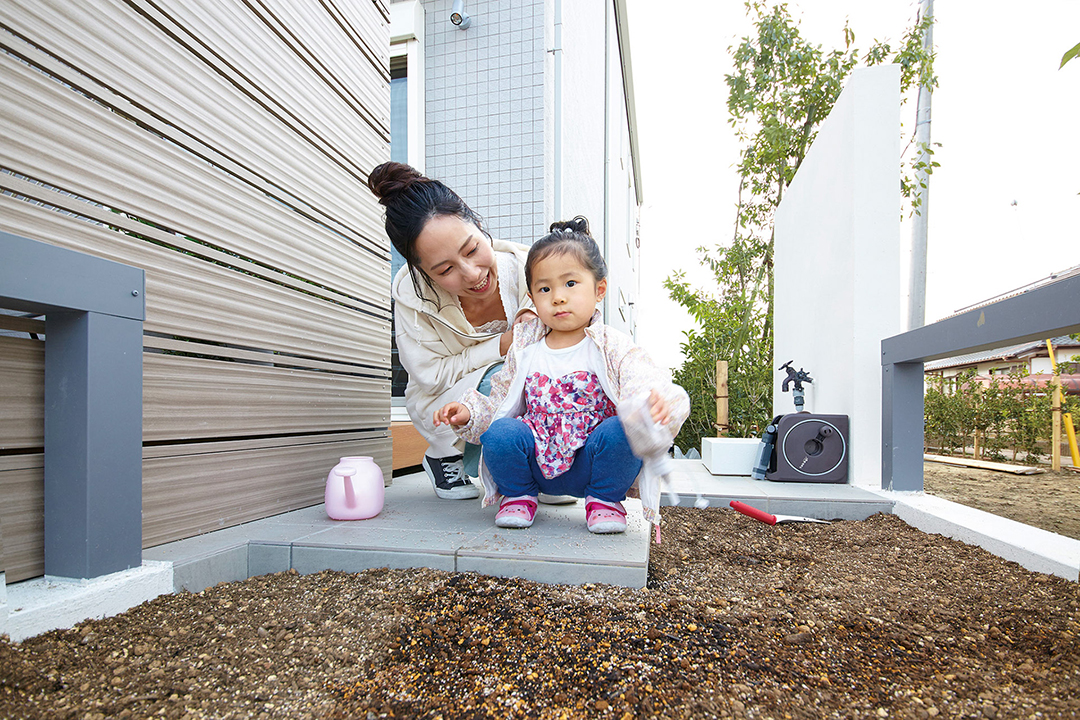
[2,562,172,642]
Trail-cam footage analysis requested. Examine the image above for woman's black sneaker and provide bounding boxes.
[422,454,479,499]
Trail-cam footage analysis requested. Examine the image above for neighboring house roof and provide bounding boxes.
[963,373,1080,396]
[925,335,1080,372]
[946,263,1080,318]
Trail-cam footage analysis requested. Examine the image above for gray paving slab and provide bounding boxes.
[142,471,653,588]
[300,525,477,554]
[458,499,649,565]
[171,544,248,593]
[661,459,894,521]
[256,504,337,525]
[142,529,251,564]
[291,545,457,575]
[766,498,892,522]
[248,543,291,577]
[141,461,899,591]
[456,555,647,588]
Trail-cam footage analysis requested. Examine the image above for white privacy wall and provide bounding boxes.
[772,65,901,489]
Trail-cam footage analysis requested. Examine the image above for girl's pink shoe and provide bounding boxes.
[585,498,627,534]
[496,496,538,528]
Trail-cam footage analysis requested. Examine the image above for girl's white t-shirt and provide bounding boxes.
[521,335,615,479]
[528,336,607,383]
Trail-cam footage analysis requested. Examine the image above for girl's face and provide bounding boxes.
[528,251,607,345]
[414,214,498,301]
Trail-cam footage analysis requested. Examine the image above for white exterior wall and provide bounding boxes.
[602,8,639,338]
[1033,357,1058,375]
[773,65,901,489]
[560,0,606,228]
[934,345,1078,379]
[560,0,638,335]
[938,360,1030,379]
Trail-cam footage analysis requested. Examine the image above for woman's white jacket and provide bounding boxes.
[392,239,532,456]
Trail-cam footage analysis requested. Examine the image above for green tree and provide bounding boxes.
[666,1,936,452]
[666,242,772,444]
[1062,41,1080,68]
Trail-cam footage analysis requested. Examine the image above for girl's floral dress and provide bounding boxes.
[521,370,617,479]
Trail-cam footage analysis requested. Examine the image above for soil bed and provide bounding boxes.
[924,460,1080,540]
[2,507,1078,719]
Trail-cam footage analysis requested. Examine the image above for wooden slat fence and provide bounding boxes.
[0,0,392,582]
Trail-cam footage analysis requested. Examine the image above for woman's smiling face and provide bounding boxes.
[413,214,498,300]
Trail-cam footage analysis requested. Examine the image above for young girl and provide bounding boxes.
[433,217,690,533]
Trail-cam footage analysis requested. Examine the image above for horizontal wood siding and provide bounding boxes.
[0,337,43,452]
[0,456,44,583]
[0,192,391,367]
[143,353,389,442]
[0,0,391,581]
[142,434,391,548]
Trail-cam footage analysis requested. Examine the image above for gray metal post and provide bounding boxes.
[882,272,1080,493]
[1,229,145,580]
[882,361,925,492]
[44,311,144,578]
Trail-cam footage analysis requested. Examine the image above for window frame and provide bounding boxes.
[388,2,426,416]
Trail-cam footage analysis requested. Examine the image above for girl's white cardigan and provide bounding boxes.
[454,311,690,524]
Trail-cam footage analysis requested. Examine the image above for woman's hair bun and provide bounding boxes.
[548,215,590,237]
[367,161,426,204]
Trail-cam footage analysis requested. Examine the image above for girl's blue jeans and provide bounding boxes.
[480,416,643,503]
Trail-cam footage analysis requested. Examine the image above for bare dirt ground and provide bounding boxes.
[2,466,1079,720]
[924,460,1080,540]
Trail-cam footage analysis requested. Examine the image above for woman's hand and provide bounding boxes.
[514,310,538,325]
[499,311,538,355]
[433,402,471,427]
[648,389,672,426]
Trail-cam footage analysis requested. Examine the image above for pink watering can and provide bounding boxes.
[325,456,384,520]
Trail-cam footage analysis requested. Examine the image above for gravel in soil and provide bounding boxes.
[3,508,1079,719]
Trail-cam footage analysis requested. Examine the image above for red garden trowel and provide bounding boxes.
[730,501,830,526]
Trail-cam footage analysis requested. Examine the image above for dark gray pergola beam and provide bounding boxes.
[1,230,145,579]
[881,272,1080,493]
[883,274,1080,366]
[0,231,144,318]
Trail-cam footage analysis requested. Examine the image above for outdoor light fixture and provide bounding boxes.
[450,0,471,29]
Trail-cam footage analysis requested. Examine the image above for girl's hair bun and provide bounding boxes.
[527,214,606,288]
[548,215,591,237]
[367,161,426,205]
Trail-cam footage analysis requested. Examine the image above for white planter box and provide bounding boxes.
[701,437,760,476]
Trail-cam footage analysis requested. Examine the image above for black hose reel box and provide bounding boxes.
[767,414,849,484]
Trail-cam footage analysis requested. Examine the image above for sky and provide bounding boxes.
[625,0,1080,371]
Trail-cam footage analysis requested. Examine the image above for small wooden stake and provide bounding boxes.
[1048,339,1062,471]
[1052,379,1062,471]
[715,360,729,437]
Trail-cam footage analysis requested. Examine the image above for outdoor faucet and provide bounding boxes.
[778,360,813,413]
